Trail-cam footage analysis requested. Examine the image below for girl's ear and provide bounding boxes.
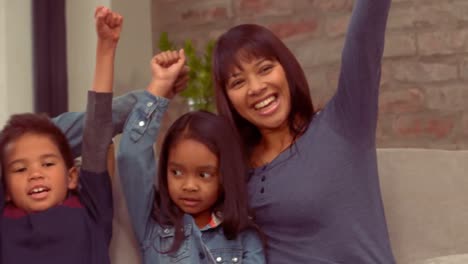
[67,166,79,190]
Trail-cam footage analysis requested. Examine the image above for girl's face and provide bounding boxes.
[225,57,291,133]
[3,133,78,213]
[167,138,220,228]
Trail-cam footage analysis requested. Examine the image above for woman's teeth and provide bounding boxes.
[254,96,276,110]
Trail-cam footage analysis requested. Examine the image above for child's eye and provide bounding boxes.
[199,172,212,179]
[43,162,55,167]
[171,169,183,176]
[12,167,26,173]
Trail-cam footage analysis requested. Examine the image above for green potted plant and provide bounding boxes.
[158,32,216,112]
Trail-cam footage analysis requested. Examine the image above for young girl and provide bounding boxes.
[117,52,265,263]
[0,7,121,264]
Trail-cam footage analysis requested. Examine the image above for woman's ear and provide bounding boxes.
[67,166,79,190]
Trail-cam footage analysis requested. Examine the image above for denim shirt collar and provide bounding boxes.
[182,213,223,233]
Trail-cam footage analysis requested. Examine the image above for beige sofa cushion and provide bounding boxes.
[419,254,468,264]
[378,149,468,264]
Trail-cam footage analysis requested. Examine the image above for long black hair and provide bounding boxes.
[213,24,315,156]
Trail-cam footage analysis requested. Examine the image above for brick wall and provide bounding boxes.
[151,0,468,149]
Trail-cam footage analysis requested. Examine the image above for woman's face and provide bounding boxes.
[225,57,291,133]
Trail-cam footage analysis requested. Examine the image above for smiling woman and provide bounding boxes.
[226,58,291,130]
[212,0,395,263]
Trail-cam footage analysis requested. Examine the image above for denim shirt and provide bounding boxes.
[142,213,264,264]
[53,91,265,264]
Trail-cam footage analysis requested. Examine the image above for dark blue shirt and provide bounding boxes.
[1,170,112,264]
[248,0,395,263]
[0,91,113,264]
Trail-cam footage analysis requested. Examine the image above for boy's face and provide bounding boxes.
[3,133,78,213]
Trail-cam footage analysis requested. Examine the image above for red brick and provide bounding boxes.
[414,1,468,27]
[379,88,425,114]
[384,32,417,58]
[325,14,351,37]
[461,58,468,81]
[376,119,391,142]
[391,61,457,83]
[417,30,468,56]
[154,1,232,26]
[462,114,468,136]
[236,0,292,17]
[181,7,228,21]
[306,68,336,110]
[312,0,353,12]
[325,66,340,90]
[393,115,455,139]
[387,6,415,29]
[269,19,319,39]
[425,84,468,111]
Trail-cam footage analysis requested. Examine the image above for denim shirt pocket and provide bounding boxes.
[210,247,243,264]
[144,224,192,263]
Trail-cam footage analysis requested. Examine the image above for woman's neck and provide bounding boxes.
[251,124,293,167]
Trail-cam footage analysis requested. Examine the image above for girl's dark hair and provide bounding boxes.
[213,24,315,155]
[0,113,74,183]
[153,111,259,253]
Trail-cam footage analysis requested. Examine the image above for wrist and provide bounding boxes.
[97,39,118,52]
[146,79,173,99]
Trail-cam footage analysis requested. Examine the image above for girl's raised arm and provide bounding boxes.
[117,50,188,242]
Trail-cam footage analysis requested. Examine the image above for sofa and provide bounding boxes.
[108,148,468,263]
[378,149,468,264]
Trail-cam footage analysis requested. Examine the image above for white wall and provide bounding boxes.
[66,0,153,112]
[112,0,154,95]
[0,0,33,126]
[66,0,111,112]
[0,0,8,126]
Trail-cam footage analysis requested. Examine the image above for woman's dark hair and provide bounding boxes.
[0,113,74,184]
[153,111,260,253]
[213,24,315,155]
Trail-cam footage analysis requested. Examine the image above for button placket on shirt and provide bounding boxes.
[260,174,266,194]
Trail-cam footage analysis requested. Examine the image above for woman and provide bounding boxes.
[211,0,394,263]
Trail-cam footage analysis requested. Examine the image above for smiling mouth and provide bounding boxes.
[27,186,51,200]
[253,95,277,110]
[28,187,50,195]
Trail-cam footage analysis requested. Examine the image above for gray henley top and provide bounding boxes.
[248,0,395,263]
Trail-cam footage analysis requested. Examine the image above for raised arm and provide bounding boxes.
[81,6,122,171]
[78,7,122,228]
[117,50,188,243]
[326,0,391,145]
[52,5,138,158]
[52,88,145,159]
